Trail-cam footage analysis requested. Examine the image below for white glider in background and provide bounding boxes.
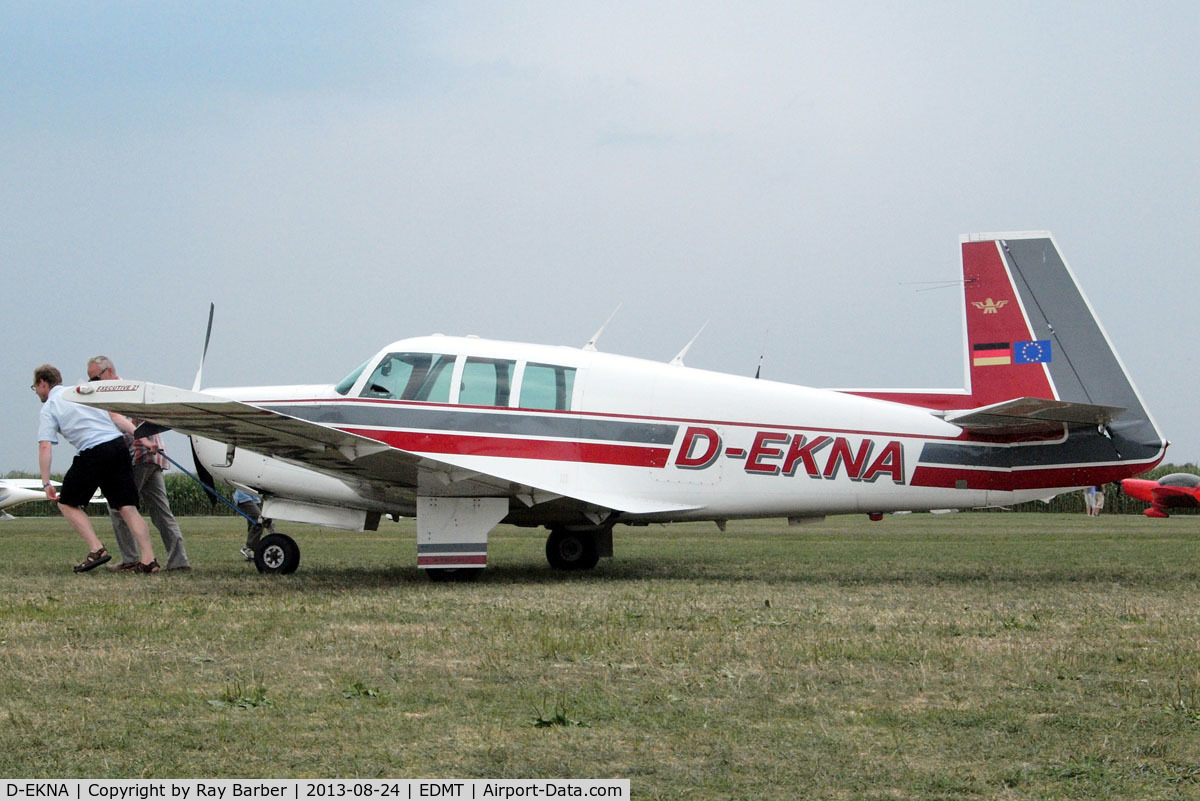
[0,480,106,519]
[0,479,56,517]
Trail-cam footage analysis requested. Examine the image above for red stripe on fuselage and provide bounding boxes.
[340,427,671,468]
[912,463,1158,492]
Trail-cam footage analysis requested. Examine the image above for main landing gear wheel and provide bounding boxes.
[254,533,300,575]
[546,528,601,571]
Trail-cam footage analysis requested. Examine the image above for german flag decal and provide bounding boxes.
[972,342,1012,367]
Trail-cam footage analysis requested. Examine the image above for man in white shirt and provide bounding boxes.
[33,363,159,573]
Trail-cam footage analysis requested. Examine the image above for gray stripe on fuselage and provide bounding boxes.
[260,403,679,445]
[920,424,1163,470]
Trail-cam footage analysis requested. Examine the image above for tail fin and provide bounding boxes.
[964,233,1158,426]
[960,234,1058,407]
[851,232,1165,467]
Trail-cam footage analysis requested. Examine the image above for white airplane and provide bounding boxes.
[67,232,1167,579]
[0,480,106,518]
[0,479,58,517]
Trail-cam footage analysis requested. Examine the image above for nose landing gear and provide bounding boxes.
[253,533,301,575]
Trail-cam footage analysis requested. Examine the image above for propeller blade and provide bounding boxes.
[190,438,221,508]
[192,302,215,392]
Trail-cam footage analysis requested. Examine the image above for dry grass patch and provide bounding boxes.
[0,514,1198,797]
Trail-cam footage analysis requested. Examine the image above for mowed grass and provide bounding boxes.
[1,513,1199,799]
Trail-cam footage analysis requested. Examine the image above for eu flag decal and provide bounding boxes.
[1014,340,1052,364]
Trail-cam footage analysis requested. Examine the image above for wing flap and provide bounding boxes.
[413,451,703,515]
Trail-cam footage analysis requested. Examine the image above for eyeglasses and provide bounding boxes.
[88,368,109,381]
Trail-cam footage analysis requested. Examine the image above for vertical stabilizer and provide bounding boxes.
[960,236,1058,406]
[849,232,1165,474]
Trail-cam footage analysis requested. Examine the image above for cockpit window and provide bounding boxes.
[1158,473,1200,488]
[359,353,455,403]
[459,358,515,407]
[519,363,575,411]
[334,359,370,396]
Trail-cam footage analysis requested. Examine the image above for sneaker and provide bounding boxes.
[74,547,112,573]
[130,560,160,574]
[240,547,255,561]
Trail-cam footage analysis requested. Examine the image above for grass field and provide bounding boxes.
[1,513,1198,799]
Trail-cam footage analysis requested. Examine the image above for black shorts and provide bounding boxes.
[60,436,139,510]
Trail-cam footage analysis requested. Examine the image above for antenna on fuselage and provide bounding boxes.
[670,321,709,366]
[900,278,975,293]
[754,328,770,379]
[192,302,215,392]
[583,303,622,352]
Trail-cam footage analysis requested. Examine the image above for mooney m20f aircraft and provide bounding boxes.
[70,232,1166,578]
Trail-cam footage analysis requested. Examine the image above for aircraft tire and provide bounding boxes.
[426,567,483,582]
[254,533,300,575]
[545,529,601,571]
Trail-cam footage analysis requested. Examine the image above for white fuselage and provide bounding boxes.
[193,335,1075,527]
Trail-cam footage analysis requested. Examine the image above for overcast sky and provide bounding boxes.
[4,2,1198,476]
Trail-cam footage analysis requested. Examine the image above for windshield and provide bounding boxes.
[1158,473,1200,488]
[360,352,455,403]
[333,360,370,396]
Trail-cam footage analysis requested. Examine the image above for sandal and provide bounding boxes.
[74,547,112,573]
[130,560,160,574]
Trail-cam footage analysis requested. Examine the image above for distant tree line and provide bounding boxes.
[5,463,1197,518]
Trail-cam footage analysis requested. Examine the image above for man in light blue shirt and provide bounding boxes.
[34,363,160,573]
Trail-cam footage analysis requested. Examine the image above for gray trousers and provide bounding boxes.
[238,499,274,549]
[110,462,191,569]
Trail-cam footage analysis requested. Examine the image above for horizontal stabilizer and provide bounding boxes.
[942,397,1125,435]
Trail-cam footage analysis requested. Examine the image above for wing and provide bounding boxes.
[66,381,696,515]
[1149,485,1200,509]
